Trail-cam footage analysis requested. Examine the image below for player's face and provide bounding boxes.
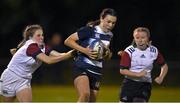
[100,15,117,32]
[32,29,44,45]
[134,31,149,50]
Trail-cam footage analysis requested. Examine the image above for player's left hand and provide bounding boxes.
[117,50,124,56]
[154,76,163,84]
[103,47,112,60]
[10,48,17,55]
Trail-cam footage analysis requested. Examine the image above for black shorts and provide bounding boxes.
[72,66,102,91]
[120,78,152,102]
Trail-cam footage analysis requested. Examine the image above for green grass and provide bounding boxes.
[1,85,180,102]
[31,85,180,102]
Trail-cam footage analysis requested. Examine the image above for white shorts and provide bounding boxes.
[0,69,31,97]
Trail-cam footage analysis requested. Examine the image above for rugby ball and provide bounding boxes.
[89,39,105,60]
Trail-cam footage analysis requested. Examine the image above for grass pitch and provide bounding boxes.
[30,85,180,102]
[0,85,179,102]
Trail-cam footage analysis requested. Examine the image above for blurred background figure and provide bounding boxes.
[47,32,67,52]
[33,32,70,85]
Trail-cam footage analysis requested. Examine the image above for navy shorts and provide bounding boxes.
[120,78,152,102]
[72,66,102,90]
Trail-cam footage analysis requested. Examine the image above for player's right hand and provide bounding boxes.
[154,76,163,85]
[84,47,98,60]
[137,70,147,77]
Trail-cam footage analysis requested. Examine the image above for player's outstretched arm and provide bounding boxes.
[154,63,168,84]
[36,50,74,64]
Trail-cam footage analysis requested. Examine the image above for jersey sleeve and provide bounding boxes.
[26,43,42,59]
[45,45,52,56]
[155,50,166,66]
[77,26,93,40]
[119,51,131,69]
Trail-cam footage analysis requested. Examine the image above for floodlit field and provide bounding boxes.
[0,85,179,102]
[31,85,180,102]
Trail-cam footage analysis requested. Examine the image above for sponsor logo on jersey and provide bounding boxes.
[140,54,146,58]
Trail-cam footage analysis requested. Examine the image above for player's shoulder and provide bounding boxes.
[149,45,157,49]
[124,45,135,53]
[79,26,95,32]
[148,45,158,53]
[25,40,37,45]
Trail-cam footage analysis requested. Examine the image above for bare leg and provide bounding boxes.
[89,89,98,102]
[74,75,90,102]
[16,88,32,102]
[2,96,16,102]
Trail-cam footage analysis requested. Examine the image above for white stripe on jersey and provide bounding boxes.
[87,69,102,75]
[84,57,102,68]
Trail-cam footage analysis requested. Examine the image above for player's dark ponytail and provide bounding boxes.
[86,8,117,27]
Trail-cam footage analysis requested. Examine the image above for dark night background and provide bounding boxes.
[0,0,179,85]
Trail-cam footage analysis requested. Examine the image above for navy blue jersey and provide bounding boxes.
[74,25,113,75]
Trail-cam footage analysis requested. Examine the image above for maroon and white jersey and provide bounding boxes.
[6,40,51,79]
[120,45,165,83]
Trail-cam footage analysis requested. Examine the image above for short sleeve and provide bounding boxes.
[26,43,42,59]
[45,45,52,56]
[155,50,166,66]
[119,51,131,69]
[77,26,94,40]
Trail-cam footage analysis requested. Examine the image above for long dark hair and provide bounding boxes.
[86,8,117,27]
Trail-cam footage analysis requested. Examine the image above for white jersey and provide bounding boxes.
[121,45,164,82]
[6,40,48,79]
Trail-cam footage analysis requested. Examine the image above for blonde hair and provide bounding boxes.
[132,27,152,46]
[133,27,150,38]
[17,24,42,48]
[10,24,43,55]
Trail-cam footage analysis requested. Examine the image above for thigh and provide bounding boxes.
[16,87,32,102]
[1,96,16,102]
[74,75,90,95]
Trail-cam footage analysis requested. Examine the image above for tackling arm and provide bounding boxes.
[36,50,73,64]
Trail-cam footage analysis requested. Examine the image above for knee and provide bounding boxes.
[79,91,90,100]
